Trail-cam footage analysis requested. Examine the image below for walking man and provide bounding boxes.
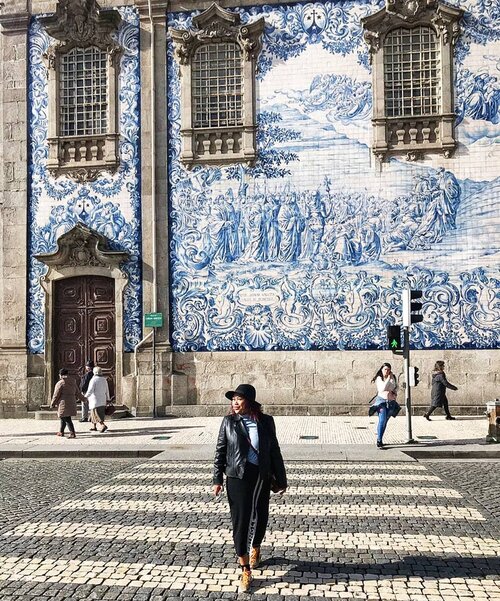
[79,359,94,422]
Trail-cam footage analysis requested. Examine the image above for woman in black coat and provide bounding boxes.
[213,384,287,593]
[424,361,458,420]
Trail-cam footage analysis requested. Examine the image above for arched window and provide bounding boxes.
[192,42,243,129]
[384,27,440,119]
[60,46,108,137]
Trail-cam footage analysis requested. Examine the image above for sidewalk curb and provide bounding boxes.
[0,450,160,459]
[1,445,499,460]
[404,449,500,460]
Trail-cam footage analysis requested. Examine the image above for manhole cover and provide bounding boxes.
[152,436,171,440]
[299,435,319,440]
[416,435,438,440]
[354,427,367,430]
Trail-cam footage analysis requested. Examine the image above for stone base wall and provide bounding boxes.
[0,347,497,417]
[171,348,499,416]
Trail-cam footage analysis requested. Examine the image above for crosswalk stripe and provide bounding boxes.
[5,523,499,555]
[0,556,498,597]
[52,498,485,520]
[86,483,462,498]
[113,472,441,482]
[133,461,427,471]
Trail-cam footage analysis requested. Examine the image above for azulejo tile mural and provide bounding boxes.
[167,0,500,352]
[28,8,142,353]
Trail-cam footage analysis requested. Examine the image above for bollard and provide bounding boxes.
[486,399,500,443]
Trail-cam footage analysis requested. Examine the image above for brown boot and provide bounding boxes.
[250,547,261,569]
[239,569,252,593]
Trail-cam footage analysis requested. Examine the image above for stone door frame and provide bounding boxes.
[35,223,129,405]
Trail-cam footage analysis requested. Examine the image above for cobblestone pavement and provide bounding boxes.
[425,460,500,520]
[0,459,499,600]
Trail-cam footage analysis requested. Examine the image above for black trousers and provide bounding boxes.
[59,416,75,434]
[426,400,452,418]
[226,462,271,557]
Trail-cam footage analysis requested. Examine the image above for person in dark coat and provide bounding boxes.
[79,359,94,422]
[213,384,287,593]
[424,361,458,420]
[51,368,87,438]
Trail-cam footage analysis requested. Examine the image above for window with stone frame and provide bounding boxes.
[362,0,463,163]
[40,0,122,182]
[170,4,265,168]
[59,46,108,137]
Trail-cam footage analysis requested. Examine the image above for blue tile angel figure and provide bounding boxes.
[278,192,305,262]
[92,201,127,242]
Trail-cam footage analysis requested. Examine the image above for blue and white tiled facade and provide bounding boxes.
[15,0,498,413]
[167,0,500,353]
[27,7,142,353]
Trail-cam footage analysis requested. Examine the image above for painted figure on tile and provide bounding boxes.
[278,193,304,262]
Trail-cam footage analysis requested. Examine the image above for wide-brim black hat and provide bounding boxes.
[225,384,261,407]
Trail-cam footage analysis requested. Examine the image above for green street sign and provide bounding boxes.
[144,312,163,328]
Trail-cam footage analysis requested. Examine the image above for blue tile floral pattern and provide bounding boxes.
[27,7,142,353]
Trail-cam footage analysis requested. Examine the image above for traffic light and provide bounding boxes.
[387,325,402,353]
[409,366,420,387]
[402,289,424,326]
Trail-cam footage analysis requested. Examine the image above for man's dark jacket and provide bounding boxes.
[213,413,287,489]
[80,371,93,394]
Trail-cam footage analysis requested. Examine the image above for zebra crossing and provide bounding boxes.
[0,459,499,599]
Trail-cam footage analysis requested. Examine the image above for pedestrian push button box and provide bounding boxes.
[486,400,500,443]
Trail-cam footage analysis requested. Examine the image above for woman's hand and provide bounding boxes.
[213,484,223,496]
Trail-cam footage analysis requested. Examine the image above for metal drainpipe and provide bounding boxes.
[133,0,158,409]
[148,0,158,313]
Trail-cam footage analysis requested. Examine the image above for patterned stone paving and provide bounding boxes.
[0,459,499,600]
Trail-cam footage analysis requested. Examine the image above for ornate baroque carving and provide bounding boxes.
[41,0,122,55]
[35,223,129,270]
[170,4,264,64]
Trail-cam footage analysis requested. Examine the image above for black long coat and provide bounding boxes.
[430,371,458,407]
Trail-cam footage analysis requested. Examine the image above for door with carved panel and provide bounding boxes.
[54,276,115,397]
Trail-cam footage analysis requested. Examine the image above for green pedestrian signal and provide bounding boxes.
[387,325,402,353]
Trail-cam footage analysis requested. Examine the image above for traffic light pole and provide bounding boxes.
[403,325,414,443]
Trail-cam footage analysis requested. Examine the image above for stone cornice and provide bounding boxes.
[0,11,30,34]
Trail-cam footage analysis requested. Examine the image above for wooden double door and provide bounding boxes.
[54,276,115,397]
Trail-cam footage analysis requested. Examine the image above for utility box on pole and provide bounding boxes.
[486,400,500,443]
